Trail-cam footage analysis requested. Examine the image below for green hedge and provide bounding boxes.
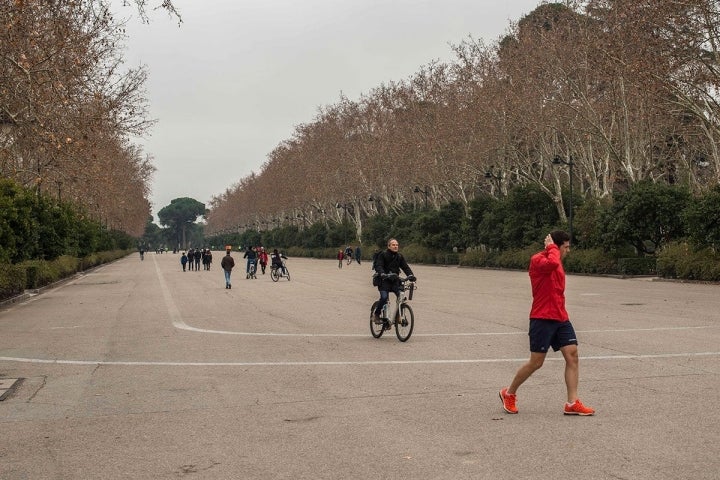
[0,263,26,300]
[657,243,720,281]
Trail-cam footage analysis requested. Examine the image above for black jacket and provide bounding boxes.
[374,249,413,289]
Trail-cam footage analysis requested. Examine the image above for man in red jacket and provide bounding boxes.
[499,231,595,416]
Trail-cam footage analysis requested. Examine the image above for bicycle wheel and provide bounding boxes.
[369,301,384,338]
[271,268,280,282]
[395,303,414,342]
[285,268,291,281]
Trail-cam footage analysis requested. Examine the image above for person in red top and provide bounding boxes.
[499,231,595,416]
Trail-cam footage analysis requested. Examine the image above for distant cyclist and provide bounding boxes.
[372,238,416,330]
[271,249,288,275]
[243,246,258,278]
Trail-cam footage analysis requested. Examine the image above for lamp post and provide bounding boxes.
[413,185,429,209]
[552,155,574,241]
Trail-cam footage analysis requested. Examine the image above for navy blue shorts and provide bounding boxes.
[528,319,578,353]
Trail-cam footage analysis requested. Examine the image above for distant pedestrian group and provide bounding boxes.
[337,245,361,268]
[181,248,213,272]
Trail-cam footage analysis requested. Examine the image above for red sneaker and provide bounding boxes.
[564,399,595,416]
[499,388,518,414]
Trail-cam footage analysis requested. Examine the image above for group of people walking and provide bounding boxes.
[337,245,361,268]
[180,248,213,271]
[220,246,288,289]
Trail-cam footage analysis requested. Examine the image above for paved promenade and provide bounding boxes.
[0,251,718,479]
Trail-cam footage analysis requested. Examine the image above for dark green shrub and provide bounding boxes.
[414,201,466,250]
[563,248,619,274]
[493,246,535,270]
[683,185,720,250]
[600,181,689,254]
[617,257,657,275]
[0,263,26,300]
[25,264,39,289]
[401,244,436,264]
[475,184,559,250]
[21,260,60,289]
[459,248,494,267]
[657,243,720,281]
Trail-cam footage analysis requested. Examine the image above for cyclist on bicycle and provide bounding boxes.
[372,238,416,329]
[270,249,288,275]
[243,246,258,278]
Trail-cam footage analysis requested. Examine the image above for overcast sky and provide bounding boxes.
[112,0,542,221]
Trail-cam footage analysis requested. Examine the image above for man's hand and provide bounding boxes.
[544,234,554,247]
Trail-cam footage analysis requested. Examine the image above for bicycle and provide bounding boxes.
[270,260,290,282]
[247,261,257,279]
[369,275,415,342]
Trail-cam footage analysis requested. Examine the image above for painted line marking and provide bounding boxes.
[169,324,718,338]
[0,352,719,367]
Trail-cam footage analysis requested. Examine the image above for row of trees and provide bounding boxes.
[206,180,720,258]
[205,1,720,250]
[1,0,162,238]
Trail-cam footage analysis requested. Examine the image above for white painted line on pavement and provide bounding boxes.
[168,324,718,337]
[0,351,719,367]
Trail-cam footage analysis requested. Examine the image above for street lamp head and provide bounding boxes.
[553,156,562,165]
[368,195,374,202]
[413,186,420,193]
[484,171,492,178]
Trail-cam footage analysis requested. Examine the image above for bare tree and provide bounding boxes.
[1,0,155,235]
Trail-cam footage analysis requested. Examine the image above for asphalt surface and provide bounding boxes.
[0,251,718,479]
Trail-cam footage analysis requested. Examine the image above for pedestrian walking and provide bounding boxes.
[187,248,195,271]
[221,250,235,289]
[193,248,202,271]
[499,231,595,416]
[258,247,268,274]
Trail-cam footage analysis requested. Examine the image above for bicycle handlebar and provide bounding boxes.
[380,273,416,283]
